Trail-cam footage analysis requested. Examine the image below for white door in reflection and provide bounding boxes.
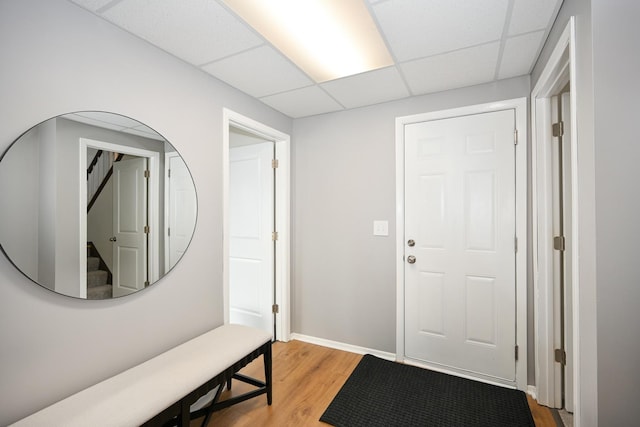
[112,157,148,297]
[166,153,197,271]
[229,141,274,336]
[404,110,516,382]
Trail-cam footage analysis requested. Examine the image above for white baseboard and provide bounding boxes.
[527,385,538,399]
[290,333,396,361]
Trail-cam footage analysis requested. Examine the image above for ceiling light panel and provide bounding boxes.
[222,0,393,82]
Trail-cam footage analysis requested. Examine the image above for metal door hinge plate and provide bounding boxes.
[552,121,564,137]
[144,225,150,234]
[553,236,565,251]
[272,159,279,169]
[555,348,567,365]
[272,304,279,314]
[272,231,278,241]
[144,170,150,178]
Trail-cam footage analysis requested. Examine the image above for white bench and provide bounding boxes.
[12,324,273,427]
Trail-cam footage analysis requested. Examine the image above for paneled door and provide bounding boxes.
[403,109,517,382]
[166,153,197,272]
[229,141,274,337]
[112,156,148,297]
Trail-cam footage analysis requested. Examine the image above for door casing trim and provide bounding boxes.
[395,98,528,390]
[222,108,291,342]
[531,17,579,416]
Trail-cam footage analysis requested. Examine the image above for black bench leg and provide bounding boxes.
[264,342,273,405]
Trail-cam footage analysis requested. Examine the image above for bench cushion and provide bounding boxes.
[13,324,272,427]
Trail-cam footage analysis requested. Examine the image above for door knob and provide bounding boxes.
[109,237,117,242]
[407,255,416,264]
[407,239,415,247]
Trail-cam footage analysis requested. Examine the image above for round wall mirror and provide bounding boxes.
[0,112,197,299]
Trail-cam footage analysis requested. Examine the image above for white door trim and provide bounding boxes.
[395,98,528,390]
[79,139,160,296]
[531,17,579,416]
[222,109,291,341]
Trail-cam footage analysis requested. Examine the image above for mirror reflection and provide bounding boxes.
[0,112,197,299]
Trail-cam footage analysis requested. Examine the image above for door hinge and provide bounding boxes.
[144,170,150,178]
[144,280,150,287]
[168,169,171,178]
[272,304,279,314]
[167,227,170,237]
[553,235,565,251]
[272,231,279,241]
[514,129,518,145]
[552,121,565,137]
[515,345,519,361]
[144,225,150,234]
[514,236,518,253]
[272,159,279,169]
[555,348,567,365]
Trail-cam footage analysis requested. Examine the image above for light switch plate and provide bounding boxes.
[373,220,389,236]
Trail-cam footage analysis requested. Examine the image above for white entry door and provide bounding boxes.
[404,110,517,383]
[166,153,197,272]
[229,142,274,336]
[112,157,148,297]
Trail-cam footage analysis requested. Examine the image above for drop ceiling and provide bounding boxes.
[68,0,563,119]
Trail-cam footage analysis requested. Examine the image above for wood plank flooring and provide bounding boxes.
[191,340,557,427]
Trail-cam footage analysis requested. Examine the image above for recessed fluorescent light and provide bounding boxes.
[222,0,393,83]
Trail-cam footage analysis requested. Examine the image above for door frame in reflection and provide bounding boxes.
[80,138,160,298]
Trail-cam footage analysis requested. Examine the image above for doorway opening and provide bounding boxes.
[395,98,528,390]
[222,109,290,341]
[531,16,577,417]
[80,138,160,299]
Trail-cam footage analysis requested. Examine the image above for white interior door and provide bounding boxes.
[229,142,274,336]
[166,154,197,272]
[112,157,148,297]
[404,110,517,383]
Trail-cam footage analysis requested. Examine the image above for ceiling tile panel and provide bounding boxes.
[321,66,410,109]
[401,42,500,95]
[372,0,509,62]
[260,86,344,119]
[69,0,117,11]
[67,0,564,118]
[100,0,264,65]
[202,45,313,98]
[498,31,545,79]
[509,0,562,36]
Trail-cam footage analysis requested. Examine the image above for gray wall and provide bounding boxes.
[533,0,640,424]
[592,1,640,425]
[292,77,530,356]
[0,127,40,281]
[0,0,291,424]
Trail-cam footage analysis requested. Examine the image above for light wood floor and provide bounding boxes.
[191,340,557,427]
